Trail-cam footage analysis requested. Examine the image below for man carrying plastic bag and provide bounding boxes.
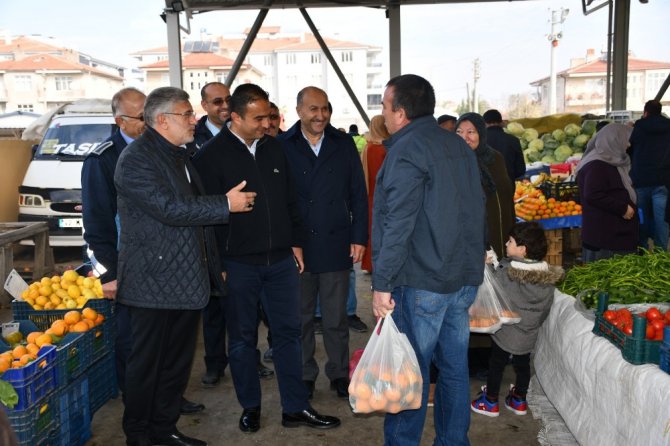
[371,74,486,446]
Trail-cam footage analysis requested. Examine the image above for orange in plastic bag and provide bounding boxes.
[348,314,423,414]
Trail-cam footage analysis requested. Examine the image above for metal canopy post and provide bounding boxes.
[387,4,401,78]
[611,0,630,110]
[165,9,184,88]
[299,7,370,126]
[225,4,271,87]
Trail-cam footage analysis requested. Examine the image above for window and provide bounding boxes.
[264,55,273,66]
[17,104,34,112]
[311,53,321,64]
[341,51,353,63]
[285,53,296,65]
[367,94,382,109]
[15,75,32,91]
[55,76,73,91]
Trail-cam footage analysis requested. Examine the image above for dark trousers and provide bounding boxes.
[122,307,200,443]
[486,339,531,399]
[202,295,228,374]
[115,302,131,394]
[224,256,308,413]
[301,270,349,382]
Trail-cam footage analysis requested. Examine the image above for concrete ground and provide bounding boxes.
[5,248,544,446]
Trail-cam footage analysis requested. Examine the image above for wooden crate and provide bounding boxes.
[545,229,563,266]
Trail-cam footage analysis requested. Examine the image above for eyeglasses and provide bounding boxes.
[208,97,231,106]
[120,114,144,122]
[164,111,197,119]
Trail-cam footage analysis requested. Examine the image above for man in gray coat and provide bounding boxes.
[115,86,256,446]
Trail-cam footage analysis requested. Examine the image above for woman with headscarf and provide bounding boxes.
[456,112,516,258]
[361,115,390,273]
[576,123,639,262]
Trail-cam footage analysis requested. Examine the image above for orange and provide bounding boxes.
[12,360,22,369]
[0,356,11,373]
[386,402,402,413]
[36,334,53,347]
[83,319,95,329]
[64,311,81,325]
[26,343,40,357]
[404,390,416,404]
[70,321,90,333]
[94,314,105,326]
[384,386,402,402]
[393,372,410,389]
[353,397,371,413]
[26,331,43,344]
[19,354,33,366]
[50,320,68,337]
[82,307,98,321]
[12,345,28,360]
[354,382,372,400]
[368,392,387,411]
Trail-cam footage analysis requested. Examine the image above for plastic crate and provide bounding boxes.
[0,340,57,411]
[56,376,91,446]
[89,315,115,362]
[538,180,580,203]
[88,351,118,415]
[593,313,661,365]
[4,391,58,446]
[660,345,670,374]
[55,330,92,388]
[12,298,115,331]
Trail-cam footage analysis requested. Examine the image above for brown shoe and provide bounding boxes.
[428,383,435,407]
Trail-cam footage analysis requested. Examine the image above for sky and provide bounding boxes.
[2,0,669,110]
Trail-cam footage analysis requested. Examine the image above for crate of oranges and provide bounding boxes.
[0,321,57,412]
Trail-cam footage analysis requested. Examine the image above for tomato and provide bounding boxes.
[603,310,616,322]
[664,310,670,325]
[618,308,633,323]
[623,325,633,336]
[646,325,656,340]
[654,331,664,341]
[646,307,662,322]
[651,319,665,333]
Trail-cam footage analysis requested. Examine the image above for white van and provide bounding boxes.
[19,99,116,247]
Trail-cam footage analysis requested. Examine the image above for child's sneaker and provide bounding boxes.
[504,385,528,415]
[471,386,499,417]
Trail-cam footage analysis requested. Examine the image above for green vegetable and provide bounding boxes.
[541,155,556,164]
[0,379,18,409]
[564,123,581,137]
[560,250,670,308]
[554,144,573,162]
[528,139,544,152]
[552,129,566,142]
[581,120,597,135]
[506,122,525,137]
[573,134,591,149]
[522,128,539,142]
[524,148,542,163]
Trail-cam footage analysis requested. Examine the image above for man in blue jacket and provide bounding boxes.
[278,86,368,400]
[372,74,486,446]
[629,99,670,251]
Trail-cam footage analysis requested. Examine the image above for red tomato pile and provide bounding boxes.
[603,306,670,341]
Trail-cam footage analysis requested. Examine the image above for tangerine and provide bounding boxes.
[368,392,387,411]
[26,331,43,344]
[12,345,28,360]
[35,334,53,347]
[353,397,371,413]
[64,310,81,325]
[70,321,90,333]
[82,307,98,321]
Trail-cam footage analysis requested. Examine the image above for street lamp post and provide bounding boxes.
[548,8,569,114]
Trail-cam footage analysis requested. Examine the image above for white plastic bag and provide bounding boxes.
[348,314,423,414]
[469,266,521,333]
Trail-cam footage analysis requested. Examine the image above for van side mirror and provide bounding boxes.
[31,144,38,157]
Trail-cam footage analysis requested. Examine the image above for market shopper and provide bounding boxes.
[456,112,516,259]
[372,74,486,446]
[576,123,639,262]
[114,86,256,446]
[629,99,670,251]
[471,222,564,418]
[192,83,341,433]
[483,109,526,184]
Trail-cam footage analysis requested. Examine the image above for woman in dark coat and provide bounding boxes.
[456,113,516,258]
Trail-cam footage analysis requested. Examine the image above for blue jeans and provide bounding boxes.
[315,269,357,317]
[384,285,477,446]
[636,185,669,251]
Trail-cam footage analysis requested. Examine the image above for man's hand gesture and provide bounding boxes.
[227,180,257,213]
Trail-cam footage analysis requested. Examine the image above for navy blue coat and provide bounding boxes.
[81,130,127,283]
[278,122,368,273]
[187,115,215,152]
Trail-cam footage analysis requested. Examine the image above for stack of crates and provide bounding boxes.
[660,327,670,374]
[3,299,118,446]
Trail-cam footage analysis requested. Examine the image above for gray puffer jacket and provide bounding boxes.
[114,127,230,310]
[490,258,564,355]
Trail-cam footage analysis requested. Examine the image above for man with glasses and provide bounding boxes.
[192,82,231,150]
[115,86,256,446]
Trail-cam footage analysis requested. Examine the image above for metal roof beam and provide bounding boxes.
[225,4,271,86]
[165,8,184,88]
[611,0,630,110]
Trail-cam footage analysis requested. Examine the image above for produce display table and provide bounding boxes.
[534,291,670,445]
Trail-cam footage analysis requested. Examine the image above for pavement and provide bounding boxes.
[3,247,545,446]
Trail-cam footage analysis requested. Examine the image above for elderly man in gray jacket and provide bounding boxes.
[115,86,256,446]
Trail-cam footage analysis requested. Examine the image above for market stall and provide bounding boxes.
[534,291,670,445]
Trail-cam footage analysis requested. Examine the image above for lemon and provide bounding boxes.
[76,277,84,286]
[51,275,61,283]
[67,285,81,299]
[49,295,62,305]
[56,303,67,310]
[82,277,94,289]
[38,285,52,297]
[40,277,52,287]
[65,299,77,309]
[82,288,96,299]
[62,270,78,283]
[51,283,61,291]
[35,295,48,306]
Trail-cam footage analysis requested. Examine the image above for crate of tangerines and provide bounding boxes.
[514,180,582,229]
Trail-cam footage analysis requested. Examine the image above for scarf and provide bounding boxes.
[456,112,496,195]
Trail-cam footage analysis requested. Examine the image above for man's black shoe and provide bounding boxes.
[281,407,341,429]
[180,398,205,415]
[258,363,275,380]
[330,378,349,399]
[151,430,207,446]
[303,380,315,400]
[239,407,261,433]
[347,314,368,333]
[314,317,323,335]
[201,369,222,387]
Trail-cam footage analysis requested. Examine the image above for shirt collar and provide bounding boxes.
[205,118,222,136]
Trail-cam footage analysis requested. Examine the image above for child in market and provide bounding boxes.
[471,221,564,417]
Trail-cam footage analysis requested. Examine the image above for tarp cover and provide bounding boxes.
[21,98,111,141]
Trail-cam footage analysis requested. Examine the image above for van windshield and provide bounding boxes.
[35,123,117,160]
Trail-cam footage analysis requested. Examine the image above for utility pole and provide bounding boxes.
[548,8,569,114]
[473,58,481,113]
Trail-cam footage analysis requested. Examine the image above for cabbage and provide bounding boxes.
[522,128,539,142]
[581,120,597,135]
[520,138,528,150]
[524,148,542,163]
[541,133,554,144]
[541,155,557,164]
[543,137,560,151]
[528,139,544,152]
[564,123,581,137]
[554,145,573,162]
[506,122,525,137]
[573,134,591,149]
[552,129,566,142]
